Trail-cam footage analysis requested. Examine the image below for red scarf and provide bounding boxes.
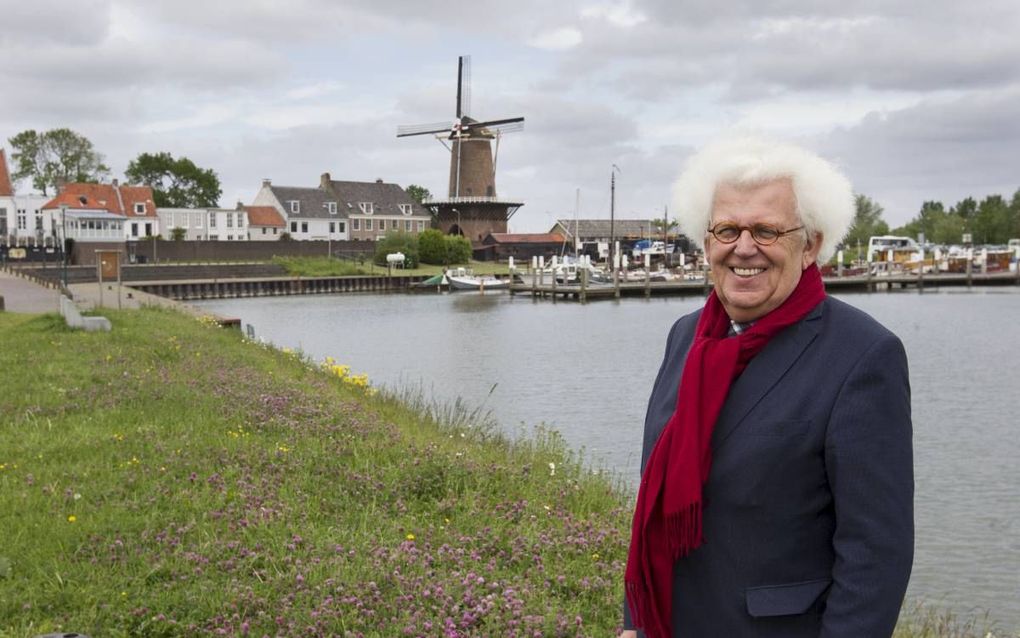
[625,265,826,638]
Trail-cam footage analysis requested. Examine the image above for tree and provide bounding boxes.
[843,194,889,256]
[8,128,110,194]
[973,194,1011,244]
[418,228,448,264]
[373,231,419,268]
[445,234,472,264]
[125,152,222,208]
[405,184,432,205]
[170,227,186,241]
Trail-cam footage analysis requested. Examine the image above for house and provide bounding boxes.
[250,174,431,242]
[476,232,566,262]
[251,178,348,241]
[157,207,249,241]
[243,205,285,241]
[41,181,159,244]
[318,174,431,241]
[0,149,50,247]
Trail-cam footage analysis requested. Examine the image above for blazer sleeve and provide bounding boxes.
[821,333,914,637]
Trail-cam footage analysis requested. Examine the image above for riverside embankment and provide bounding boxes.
[0,306,1014,637]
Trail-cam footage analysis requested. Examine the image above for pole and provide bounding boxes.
[609,169,615,276]
[663,205,668,266]
[60,205,68,289]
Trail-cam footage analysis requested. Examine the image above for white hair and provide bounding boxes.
[672,135,855,263]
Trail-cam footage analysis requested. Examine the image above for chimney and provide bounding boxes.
[320,172,332,189]
[55,177,67,192]
[262,178,272,187]
[111,178,119,187]
[375,178,383,184]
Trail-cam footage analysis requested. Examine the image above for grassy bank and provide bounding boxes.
[0,309,629,637]
[0,309,1012,637]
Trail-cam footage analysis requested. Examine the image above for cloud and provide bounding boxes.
[528,27,583,51]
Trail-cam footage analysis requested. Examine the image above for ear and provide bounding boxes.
[802,232,823,269]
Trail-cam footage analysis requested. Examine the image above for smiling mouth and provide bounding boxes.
[731,266,766,277]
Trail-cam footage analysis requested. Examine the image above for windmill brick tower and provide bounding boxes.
[397,56,524,242]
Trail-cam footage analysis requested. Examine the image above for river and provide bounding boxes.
[195,287,1020,631]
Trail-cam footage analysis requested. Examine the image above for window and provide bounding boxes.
[339,222,346,233]
[145,223,152,236]
[262,228,267,235]
[328,202,337,214]
[226,214,233,228]
[134,202,146,215]
[17,209,26,230]
[35,215,43,231]
[417,221,425,231]
[131,223,139,237]
[399,204,413,215]
[209,214,217,228]
[358,202,374,214]
[378,219,386,231]
[196,214,202,229]
[289,201,300,214]
[365,219,373,231]
[227,235,233,241]
[272,228,277,235]
[301,222,308,233]
[329,222,336,233]
[405,220,412,231]
[290,221,297,232]
[352,218,360,231]
[183,214,190,228]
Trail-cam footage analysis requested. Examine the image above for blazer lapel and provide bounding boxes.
[710,302,825,451]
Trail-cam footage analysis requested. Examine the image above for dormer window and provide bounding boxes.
[289,201,300,214]
[134,202,146,215]
[328,202,337,214]
[399,204,413,216]
[358,202,374,215]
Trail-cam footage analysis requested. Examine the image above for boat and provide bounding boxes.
[445,267,509,292]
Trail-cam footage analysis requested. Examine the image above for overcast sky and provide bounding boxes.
[2,0,1018,231]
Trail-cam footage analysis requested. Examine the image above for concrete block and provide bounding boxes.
[82,316,112,332]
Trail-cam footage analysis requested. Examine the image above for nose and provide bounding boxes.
[732,228,759,256]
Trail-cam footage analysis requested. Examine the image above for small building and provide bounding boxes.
[0,149,51,247]
[549,218,691,258]
[476,232,566,262]
[243,205,285,241]
[41,181,159,244]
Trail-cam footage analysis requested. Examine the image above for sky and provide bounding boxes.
[1,0,1018,232]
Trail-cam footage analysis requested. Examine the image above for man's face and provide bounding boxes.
[704,179,821,323]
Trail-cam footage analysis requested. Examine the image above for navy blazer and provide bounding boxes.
[624,297,913,637]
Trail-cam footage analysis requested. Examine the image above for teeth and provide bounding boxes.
[733,267,764,276]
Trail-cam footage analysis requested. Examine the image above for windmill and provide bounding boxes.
[397,56,525,240]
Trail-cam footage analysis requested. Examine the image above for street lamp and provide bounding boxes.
[60,204,68,289]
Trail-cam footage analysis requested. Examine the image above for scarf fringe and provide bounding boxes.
[626,581,669,638]
[666,501,703,558]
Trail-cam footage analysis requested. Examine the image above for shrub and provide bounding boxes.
[418,228,447,264]
[445,234,472,264]
[373,231,419,268]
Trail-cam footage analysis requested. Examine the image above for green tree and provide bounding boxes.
[973,194,1011,244]
[170,227,186,241]
[125,152,222,208]
[445,234,472,264]
[7,128,110,194]
[418,228,448,264]
[373,231,419,268]
[843,194,890,256]
[1009,188,1020,239]
[405,184,432,205]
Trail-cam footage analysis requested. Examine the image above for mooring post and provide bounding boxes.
[580,259,588,304]
[644,252,651,299]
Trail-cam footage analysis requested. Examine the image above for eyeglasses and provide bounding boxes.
[707,222,805,245]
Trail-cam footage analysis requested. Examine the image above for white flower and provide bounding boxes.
[548,462,556,476]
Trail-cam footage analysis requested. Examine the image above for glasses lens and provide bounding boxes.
[713,224,740,242]
[751,224,780,244]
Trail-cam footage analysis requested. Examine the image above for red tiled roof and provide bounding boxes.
[244,206,285,227]
[41,182,157,217]
[485,233,565,244]
[0,149,13,196]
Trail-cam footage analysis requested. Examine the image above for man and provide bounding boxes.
[620,137,913,638]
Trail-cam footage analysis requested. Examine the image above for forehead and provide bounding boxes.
[710,179,797,223]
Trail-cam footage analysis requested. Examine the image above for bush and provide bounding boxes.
[373,231,419,268]
[418,229,473,265]
[418,228,447,264]
[170,227,186,241]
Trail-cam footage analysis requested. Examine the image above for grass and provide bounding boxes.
[0,309,1014,637]
[0,309,630,637]
[271,255,512,278]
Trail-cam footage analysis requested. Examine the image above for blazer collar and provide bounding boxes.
[710,300,826,451]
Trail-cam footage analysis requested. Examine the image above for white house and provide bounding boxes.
[40,181,159,244]
[0,149,51,246]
